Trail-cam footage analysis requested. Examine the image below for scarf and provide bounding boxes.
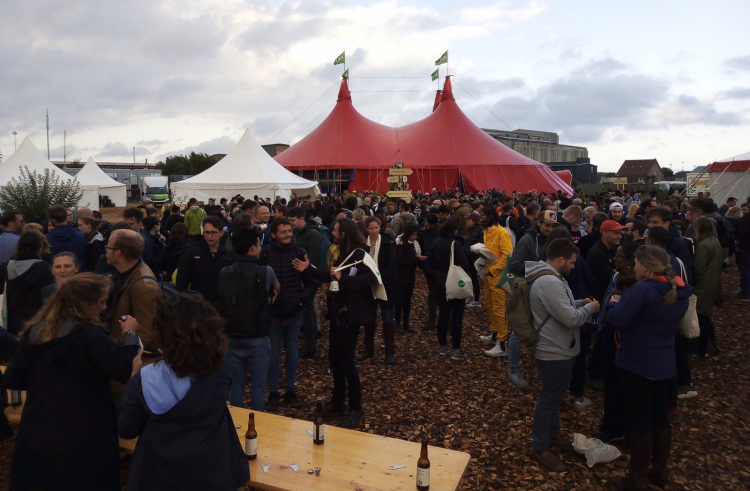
[396,233,422,256]
[366,234,381,265]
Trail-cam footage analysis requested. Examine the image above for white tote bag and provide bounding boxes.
[676,258,699,339]
[445,241,474,300]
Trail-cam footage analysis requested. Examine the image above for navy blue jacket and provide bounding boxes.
[606,278,692,380]
[668,228,693,285]
[46,225,87,271]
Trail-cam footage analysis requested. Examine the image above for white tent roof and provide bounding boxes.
[171,129,319,202]
[0,137,100,210]
[717,151,750,162]
[0,137,79,184]
[76,157,127,189]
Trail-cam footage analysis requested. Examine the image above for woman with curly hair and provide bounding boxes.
[118,292,249,491]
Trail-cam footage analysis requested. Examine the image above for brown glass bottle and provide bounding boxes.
[416,439,430,490]
[245,413,257,460]
[313,400,325,445]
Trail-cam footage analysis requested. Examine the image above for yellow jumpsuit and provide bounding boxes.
[483,225,513,341]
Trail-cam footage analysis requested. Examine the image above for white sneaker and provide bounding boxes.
[467,300,482,308]
[479,334,496,345]
[572,397,592,412]
[484,340,507,357]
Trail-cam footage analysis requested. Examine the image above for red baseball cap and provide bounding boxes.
[600,220,627,233]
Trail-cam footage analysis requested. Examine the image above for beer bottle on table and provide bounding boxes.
[313,400,325,445]
[245,413,258,460]
[417,439,430,490]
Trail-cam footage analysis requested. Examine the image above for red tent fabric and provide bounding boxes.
[275,78,573,195]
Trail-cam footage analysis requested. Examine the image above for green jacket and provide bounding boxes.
[693,236,722,316]
[184,207,207,236]
[294,225,323,268]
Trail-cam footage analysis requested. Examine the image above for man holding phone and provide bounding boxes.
[259,218,317,410]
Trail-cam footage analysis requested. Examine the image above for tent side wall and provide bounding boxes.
[708,161,750,204]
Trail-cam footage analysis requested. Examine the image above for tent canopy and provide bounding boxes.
[275,78,573,195]
[171,129,319,203]
[75,157,128,208]
[0,137,99,210]
[707,151,750,204]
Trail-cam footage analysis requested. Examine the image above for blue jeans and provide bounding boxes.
[227,336,271,411]
[532,358,575,451]
[508,331,521,372]
[269,318,302,393]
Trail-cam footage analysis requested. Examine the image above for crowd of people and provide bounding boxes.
[0,184,746,490]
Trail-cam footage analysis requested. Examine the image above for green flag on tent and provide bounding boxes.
[334,52,345,65]
[342,68,349,79]
[431,68,439,81]
[435,50,448,66]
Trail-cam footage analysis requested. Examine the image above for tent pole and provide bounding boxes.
[717,165,750,203]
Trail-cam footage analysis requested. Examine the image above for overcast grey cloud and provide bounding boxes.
[1,0,749,171]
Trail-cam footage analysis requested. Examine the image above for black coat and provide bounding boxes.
[0,260,55,336]
[395,240,421,283]
[372,233,398,301]
[429,235,471,297]
[586,239,617,303]
[306,247,378,326]
[85,235,106,273]
[260,240,316,320]
[175,241,233,304]
[159,241,190,279]
[577,230,601,260]
[6,322,139,491]
[417,226,440,277]
[140,230,163,276]
[118,353,250,491]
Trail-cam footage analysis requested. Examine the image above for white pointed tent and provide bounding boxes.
[0,137,99,210]
[171,129,319,203]
[707,151,750,204]
[76,157,128,209]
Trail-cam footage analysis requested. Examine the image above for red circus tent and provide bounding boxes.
[275,77,573,195]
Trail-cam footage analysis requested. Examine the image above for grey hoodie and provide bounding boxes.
[525,261,596,361]
[7,259,43,280]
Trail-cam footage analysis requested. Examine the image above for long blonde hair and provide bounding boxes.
[635,245,677,305]
[627,203,639,220]
[23,273,111,344]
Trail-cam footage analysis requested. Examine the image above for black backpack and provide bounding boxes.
[217,263,270,338]
[129,275,179,300]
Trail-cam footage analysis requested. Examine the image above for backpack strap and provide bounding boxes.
[128,275,157,293]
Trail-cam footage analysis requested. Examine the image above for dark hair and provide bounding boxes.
[547,226,573,244]
[546,238,580,261]
[112,229,145,260]
[16,231,44,260]
[438,217,460,237]
[52,251,80,267]
[2,210,21,228]
[645,207,672,224]
[437,204,451,215]
[646,226,670,248]
[231,226,260,255]
[334,218,366,259]
[694,217,714,243]
[241,200,257,212]
[400,223,419,245]
[92,210,103,220]
[171,205,181,213]
[47,205,67,225]
[629,219,646,238]
[364,215,381,228]
[345,196,358,211]
[123,207,144,221]
[270,217,291,235]
[153,293,226,378]
[232,212,253,230]
[79,216,100,241]
[202,215,224,231]
[112,221,132,231]
[142,216,160,232]
[501,204,514,214]
[526,203,540,215]
[618,241,640,260]
[188,198,197,205]
[592,212,609,231]
[145,207,158,217]
[169,222,189,244]
[482,207,499,227]
[287,207,305,220]
[275,205,288,217]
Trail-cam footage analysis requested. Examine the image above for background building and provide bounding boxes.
[615,159,664,185]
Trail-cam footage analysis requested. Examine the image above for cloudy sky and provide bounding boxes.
[1,0,748,172]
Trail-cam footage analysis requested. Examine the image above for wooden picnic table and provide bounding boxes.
[1,364,470,490]
[120,406,470,491]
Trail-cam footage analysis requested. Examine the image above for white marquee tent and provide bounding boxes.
[171,129,319,203]
[0,137,99,210]
[707,151,750,205]
[76,157,128,208]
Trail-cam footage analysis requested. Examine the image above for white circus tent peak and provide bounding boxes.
[171,128,319,203]
[75,157,128,208]
[0,137,99,209]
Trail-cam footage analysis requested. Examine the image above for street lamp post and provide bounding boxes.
[12,131,17,151]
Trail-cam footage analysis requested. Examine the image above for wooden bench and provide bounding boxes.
[121,406,470,490]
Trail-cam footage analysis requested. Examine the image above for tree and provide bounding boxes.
[0,166,83,224]
[662,167,675,179]
[156,152,220,176]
